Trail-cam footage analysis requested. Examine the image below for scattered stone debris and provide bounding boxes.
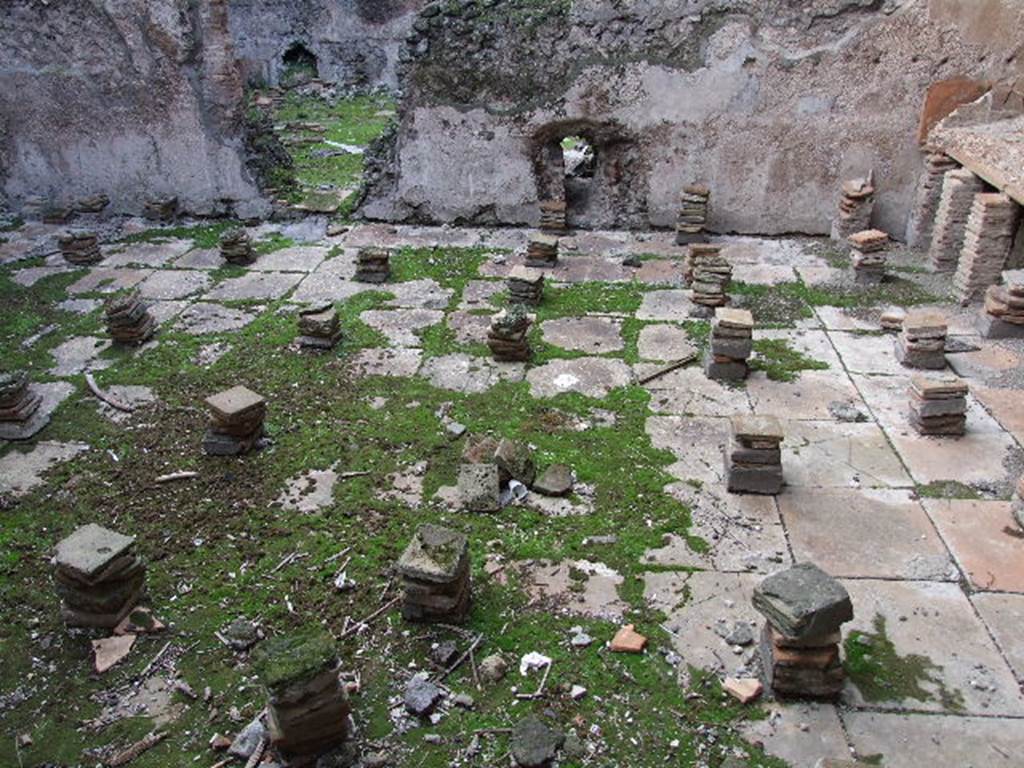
[688,244,732,312]
[675,184,711,244]
[538,200,568,234]
[533,464,573,497]
[219,228,256,265]
[354,246,391,283]
[507,265,545,306]
[952,192,1019,305]
[202,385,267,456]
[753,563,853,699]
[525,233,559,268]
[0,371,48,441]
[54,523,146,628]
[909,375,968,436]
[832,176,875,241]
[297,303,342,351]
[610,624,647,653]
[828,401,868,423]
[105,290,157,346]
[228,716,267,760]
[979,269,1024,339]
[487,305,532,362]
[142,196,178,221]
[58,230,102,265]
[726,415,784,495]
[478,654,508,683]
[92,634,136,674]
[848,229,889,285]
[398,524,471,623]
[458,463,501,512]
[494,438,535,486]
[705,307,753,382]
[254,627,351,758]
[220,617,263,652]
[895,309,947,370]
[723,677,763,704]
[404,674,442,716]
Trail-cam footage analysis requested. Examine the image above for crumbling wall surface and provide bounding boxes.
[227,0,425,89]
[0,0,269,219]
[364,0,1022,235]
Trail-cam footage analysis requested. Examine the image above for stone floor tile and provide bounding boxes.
[732,263,799,285]
[137,269,211,300]
[632,259,682,286]
[458,279,503,310]
[946,341,1022,382]
[290,258,367,304]
[971,593,1024,682]
[384,278,454,310]
[541,317,624,354]
[68,267,153,295]
[419,353,525,394]
[0,440,89,496]
[840,579,1024,715]
[814,305,887,332]
[646,482,791,573]
[747,370,866,421]
[828,331,908,375]
[203,271,304,301]
[643,570,767,684]
[780,488,956,580]
[12,265,71,287]
[636,324,696,362]
[756,329,843,370]
[526,357,632,399]
[174,302,260,335]
[448,310,492,346]
[360,308,444,347]
[349,348,422,378]
[636,289,696,321]
[843,711,1024,768]
[795,265,845,286]
[645,415,730,486]
[924,499,1024,592]
[739,702,851,768]
[48,336,112,376]
[641,366,753,417]
[146,299,191,326]
[783,420,912,488]
[249,245,329,272]
[518,559,627,621]
[102,239,193,267]
[172,248,221,270]
[973,384,1024,443]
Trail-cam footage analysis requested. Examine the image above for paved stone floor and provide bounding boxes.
[3,218,1024,767]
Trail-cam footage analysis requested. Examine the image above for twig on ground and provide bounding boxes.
[438,632,485,682]
[515,659,552,700]
[106,730,167,766]
[637,351,699,385]
[339,596,401,639]
[154,471,199,484]
[243,738,266,768]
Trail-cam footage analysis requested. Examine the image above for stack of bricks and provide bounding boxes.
[928,168,985,272]
[689,245,732,311]
[354,247,391,284]
[297,303,342,351]
[908,151,959,248]
[705,308,753,381]
[202,385,266,456]
[53,524,146,628]
[895,309,946,370]
[507,266,545,306]
[398,524,471,623]
[952,193,1020,304]
[0,371,43,441]
[980,269,1024,339]
[143,196,178,222]
[675,185,710,245]
[255,628,351,758]
[105,291,156,346]
[539,200,568,233]
[725,415,784,495]
[832,177,875,241]
[487,304,532,362]
[909,375,968,436]
[58,231,102,266]
[525,234,559,268]
[848,229,889,285]
[219,228,255,265]
[753,563,853,699]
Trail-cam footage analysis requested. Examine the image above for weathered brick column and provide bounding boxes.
[907,151,958,248]
[953,193,1021,304]
[927,168,985,272]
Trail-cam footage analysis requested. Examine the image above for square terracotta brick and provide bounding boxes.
[924,499,1024,593]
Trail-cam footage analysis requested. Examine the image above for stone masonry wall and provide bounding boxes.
[363,0,1023,235]
[0,0,269,219]
[227,0,426,90]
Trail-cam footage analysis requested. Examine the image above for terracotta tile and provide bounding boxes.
[924,499,1024,592]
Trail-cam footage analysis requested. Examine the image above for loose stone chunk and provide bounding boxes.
[397,524,471,623]
[725,415,784,495]
[53,524,146,628]
[458,463,501,512]
[254,627,351,758]
[533,464,573,497]
[511,715,565,768]
[203,385,267,456]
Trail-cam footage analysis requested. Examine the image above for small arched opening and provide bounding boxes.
[280,42,319,88]
[532,121,647,230]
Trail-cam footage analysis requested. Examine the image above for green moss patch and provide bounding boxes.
[750,338,830,383]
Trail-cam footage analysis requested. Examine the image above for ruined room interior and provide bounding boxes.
[2,1,1024,767]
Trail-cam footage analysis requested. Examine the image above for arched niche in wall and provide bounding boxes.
[530,119,648,230]
[280,42,319,88]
